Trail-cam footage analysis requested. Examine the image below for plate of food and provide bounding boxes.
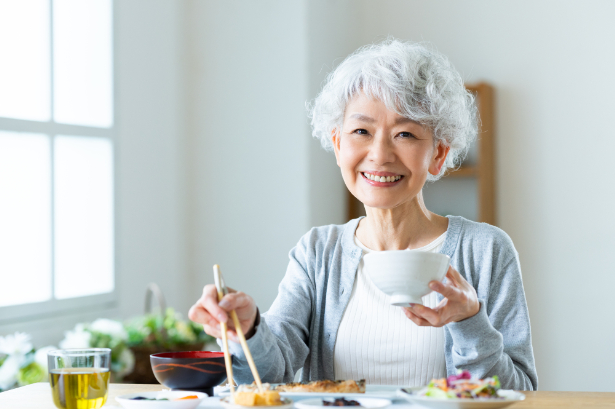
[272,380,400,399]
[220,383,293,409]
[219,380,398,399]
[397,371,525,409]
[115,391,207,409]
[295,397,392,409]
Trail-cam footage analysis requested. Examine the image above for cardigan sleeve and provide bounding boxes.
[446,251,538,390]
[222,239,314,384]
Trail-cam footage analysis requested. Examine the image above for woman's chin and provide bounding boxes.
[361,201,402,211]
[359,195,424,211]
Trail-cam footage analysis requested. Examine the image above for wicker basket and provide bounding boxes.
[121,283,205,384]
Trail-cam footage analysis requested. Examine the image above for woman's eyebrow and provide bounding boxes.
[348,113,420,126]
[348,113,375,123]
[394,117,420,125]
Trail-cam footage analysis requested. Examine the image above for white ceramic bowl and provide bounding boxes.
[363,250,450,306]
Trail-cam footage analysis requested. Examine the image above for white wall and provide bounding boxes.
[185,0,311,310]
[359,0,615,391]
[115,0,191,318]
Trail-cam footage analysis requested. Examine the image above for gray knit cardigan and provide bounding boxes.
[224,216,538,390]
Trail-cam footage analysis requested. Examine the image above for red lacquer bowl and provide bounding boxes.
[150,351,228,396]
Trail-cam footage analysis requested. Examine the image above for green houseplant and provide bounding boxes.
[121,307,214,384]
[119,283,214,383]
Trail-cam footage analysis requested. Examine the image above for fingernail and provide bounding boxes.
[429,282,438,290]
[219,300,229,309]
[408,303,416,308]
[218,313,227,322]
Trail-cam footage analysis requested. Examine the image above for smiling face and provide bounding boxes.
[333,93,450,210]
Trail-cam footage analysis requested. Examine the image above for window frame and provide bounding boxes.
[0,0,118,325]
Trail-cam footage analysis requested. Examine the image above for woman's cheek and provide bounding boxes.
[339,152,359,178]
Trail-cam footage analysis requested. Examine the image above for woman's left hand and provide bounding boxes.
[403,265,480,327]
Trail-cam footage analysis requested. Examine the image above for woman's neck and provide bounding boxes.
[355,191,448,251]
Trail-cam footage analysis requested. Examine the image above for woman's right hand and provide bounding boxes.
[188,284,258,342]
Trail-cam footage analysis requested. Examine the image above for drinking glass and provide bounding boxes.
[47,348,111,409]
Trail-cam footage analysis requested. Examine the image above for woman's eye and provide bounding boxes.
[353,129,369,135]
[398,132,416,139]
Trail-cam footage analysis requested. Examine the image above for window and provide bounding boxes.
[0,0,115,321]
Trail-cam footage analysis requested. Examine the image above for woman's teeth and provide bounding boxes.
[362,173,402,183]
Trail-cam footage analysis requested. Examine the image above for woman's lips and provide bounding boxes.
[361,172,404,186]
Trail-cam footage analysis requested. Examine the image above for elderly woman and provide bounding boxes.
[189,39,537,390]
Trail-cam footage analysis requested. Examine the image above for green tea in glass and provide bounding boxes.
[48,348,111,409]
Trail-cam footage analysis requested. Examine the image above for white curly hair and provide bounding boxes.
[308,38,478,181]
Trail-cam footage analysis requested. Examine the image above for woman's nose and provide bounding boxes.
[367,135,395,165]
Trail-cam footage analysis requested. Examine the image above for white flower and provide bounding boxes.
[34,346,56,380]
[113,349,135,379]
[0,354,26,390]
[59,324,92,349]
[90,319,127,340]
[0,333,33,356]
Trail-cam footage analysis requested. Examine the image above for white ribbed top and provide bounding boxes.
[333,233,447,386]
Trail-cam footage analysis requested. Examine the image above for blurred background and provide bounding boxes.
[1,0,614,392]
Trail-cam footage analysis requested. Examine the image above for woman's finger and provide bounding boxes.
[446,266,468,288]
[205,311,226,330]
[188,303,212,325]
[226,329,239,343]
[188,302,227,330]
[429,279,460,301]
[218,291,250,312]
[403,307,431,326]
[205,323,239,343]
[434,297,448,310]
[408,304,445,327]
[200,284,230,323]
[444,270,458,288]
[188,303,203,323]
[203,323,222,339]
[191,303,231,335]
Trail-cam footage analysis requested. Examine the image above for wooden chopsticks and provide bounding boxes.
[214,266,235,395]
[214,264,264,394]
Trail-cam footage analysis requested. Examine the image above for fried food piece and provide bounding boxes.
[233,384,283,406]
[255,391,283,406]
[234,392,257,406]
[275,380,365,393]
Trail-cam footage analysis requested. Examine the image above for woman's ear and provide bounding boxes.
[331,129,341,167]
[428,141,450,176]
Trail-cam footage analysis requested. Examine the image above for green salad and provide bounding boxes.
[417,370,502,399]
